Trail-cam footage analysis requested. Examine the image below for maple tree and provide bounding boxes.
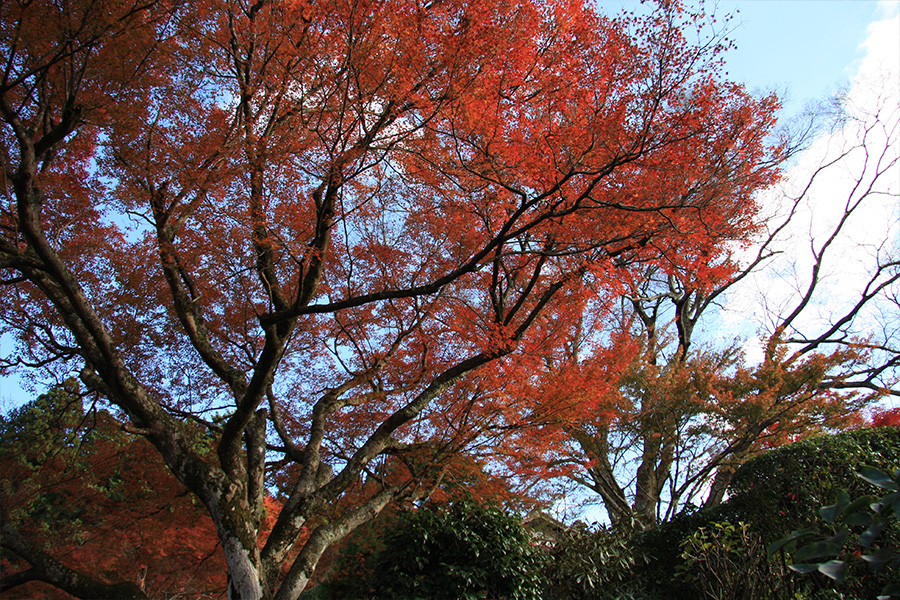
[0,383,230,599]
[513,88,899,529]
[0,0,787,597]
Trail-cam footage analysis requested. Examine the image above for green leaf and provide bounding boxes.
[817,560,848,582]
[820,490,850,523]
[767,526,819,559]
[861,547,900,566]
[823,528,850,547]
[844,493,877,516]
[819,504,839,523]
[795,542,842,562]
[881,490,900,509]
[788,564,821,574]
[837,488,851,503]
[846,511,874,527]
[860,522,884,548]
[859,466,899,491]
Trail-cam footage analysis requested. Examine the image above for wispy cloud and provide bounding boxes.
[715,6,899,367]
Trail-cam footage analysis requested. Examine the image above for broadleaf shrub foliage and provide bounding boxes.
[541,523,651,600]
[724,427,900,544]
[323,499,544,600]
[639,427,900,599]
[311,429,900,599]
[769,465,900,600]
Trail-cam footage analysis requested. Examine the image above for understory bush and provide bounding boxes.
[725,426,900,545]
[541,524,651,600]
[640,427,900,599]
[770,465,900,600]
[677,521,790,600]
[319,499,544,600]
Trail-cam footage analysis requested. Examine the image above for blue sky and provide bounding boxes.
[716,0,888,115]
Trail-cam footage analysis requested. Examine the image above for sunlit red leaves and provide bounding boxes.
[867,406,900,428]
[4,0,781,403]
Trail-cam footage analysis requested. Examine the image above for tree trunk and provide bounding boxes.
[222,539,266,600]
[703,465,735,509]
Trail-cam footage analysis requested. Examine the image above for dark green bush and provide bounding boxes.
[724,427,900,598]
[769,465,900,599]
[376,499,544,600]
[638,507,726,599]
[725,427,900,545]
[541,524,651,600]
[639,427,900,600]
[321,499,544,600]
[315,430,900,600]
[313,515,390,600]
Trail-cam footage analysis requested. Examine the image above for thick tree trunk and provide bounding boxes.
[206,488,269,600]
[703,465,735,509]
[222,539,266,600]
[632,433,674,530]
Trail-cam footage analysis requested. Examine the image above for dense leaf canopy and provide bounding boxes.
[0,0,785,597]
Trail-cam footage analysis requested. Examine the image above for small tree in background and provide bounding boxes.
[541,523,650,600]
[677,521,788,600]
[510,86,899,530]
[0,384,229,599]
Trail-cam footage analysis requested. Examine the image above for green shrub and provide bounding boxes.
[725,427,900,598]
[769,465,900,599]
[541,524,652,600]
[677,521,789,600]
[324,499,544,600]
[725,427,900,545]
[314,515,390,600]
[639,427,900,600]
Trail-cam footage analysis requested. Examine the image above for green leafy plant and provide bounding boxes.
[365,499,544,600]
[541,523,651,600]
[724,428,900,546]
[638,428,900,600]
[768,466,900,600]
[677,521,789,600]
[315,515,391,600]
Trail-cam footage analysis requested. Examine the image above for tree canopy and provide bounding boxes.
[0,0,789,597]
[498,86,899,529]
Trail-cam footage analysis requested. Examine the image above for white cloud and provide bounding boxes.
[715,6,900,366]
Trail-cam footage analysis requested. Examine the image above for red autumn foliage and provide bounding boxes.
[1,386,227,598]
[0,386,292,599]
[868,406,900,428]
[0,0,793,596]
